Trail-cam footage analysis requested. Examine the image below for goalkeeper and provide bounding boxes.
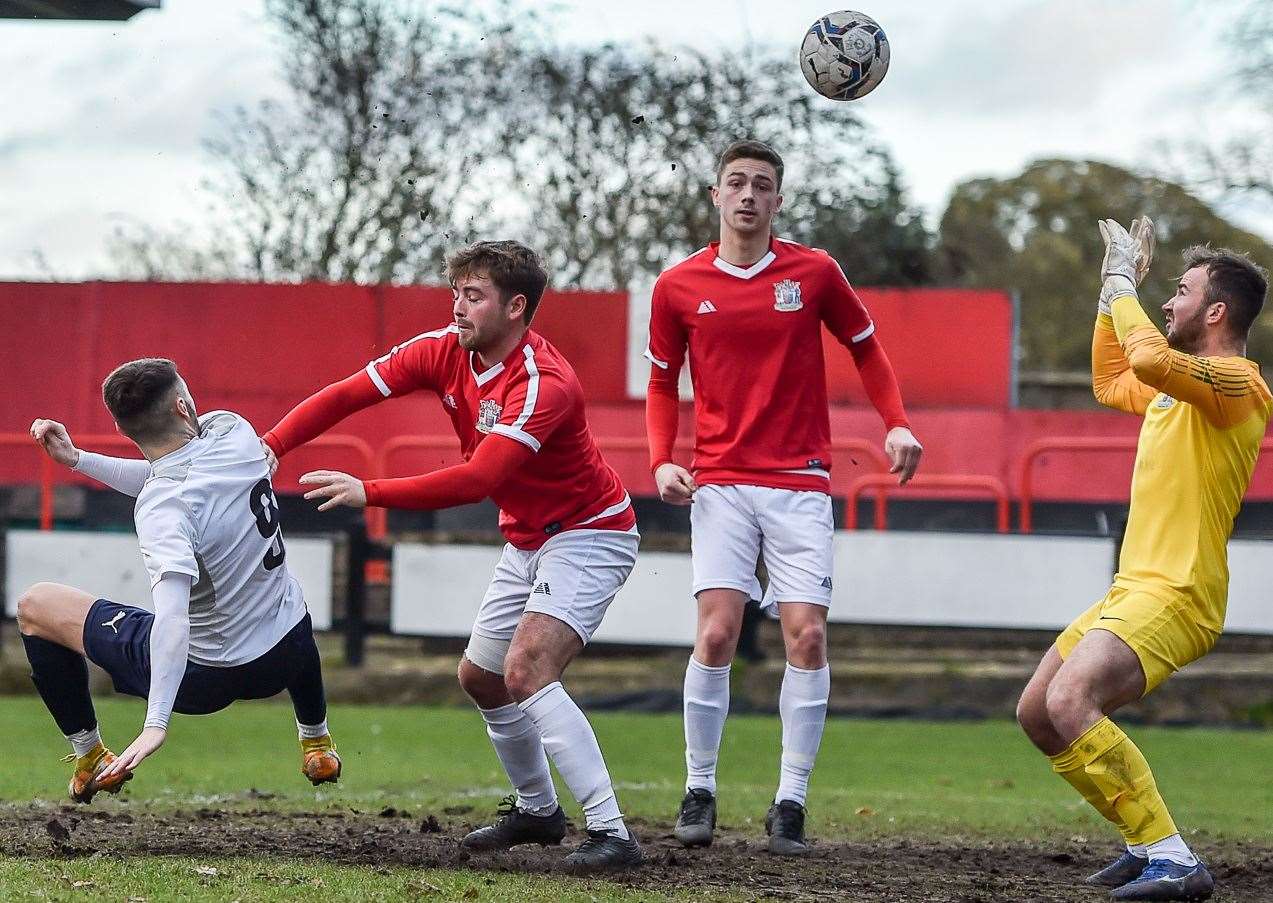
[1015,217,1270,901]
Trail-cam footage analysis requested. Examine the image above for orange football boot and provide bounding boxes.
[300,734,342,785]
[66,743,131,803]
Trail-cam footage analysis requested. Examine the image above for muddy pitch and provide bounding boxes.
[4,803,1273,901]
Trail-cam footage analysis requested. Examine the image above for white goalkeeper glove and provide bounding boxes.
[1097,216,1154,315]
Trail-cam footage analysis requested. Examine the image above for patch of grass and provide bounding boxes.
[0,856,719,902]
[6,697,1273,842]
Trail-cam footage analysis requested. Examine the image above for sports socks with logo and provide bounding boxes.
[296,719,330,740]
[479,703,559,815]
[682,656,731,794]
[518,682,628,839]
[21,633,98,748]
[67,726,103,759]
[1049,717,1196,865]
[775,662,830,806]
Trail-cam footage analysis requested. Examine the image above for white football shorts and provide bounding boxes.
[464,526,639,674]
[690,483,834,608]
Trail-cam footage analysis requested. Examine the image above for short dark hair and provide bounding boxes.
[1181,245,1268,340]
[102,357,183,443]
[446,240,548,325]
[716,140,784,190]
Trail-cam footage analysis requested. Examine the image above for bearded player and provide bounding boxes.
[645,139,923,854]
[1016,219,1269,901]
[261,241,642,872]
[20,359,340,803]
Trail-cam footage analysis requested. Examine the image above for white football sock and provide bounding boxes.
[1147,833,1198,867]
[519,682,628,839]
[296,719,329,740]
[479,703,558,815]
[774,662,830,807]
[683,656,731,794]
[1127,842,1148,858]
[66,726,102,758]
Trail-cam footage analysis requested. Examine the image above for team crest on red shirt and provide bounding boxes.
[773,279,803,311]
[476,398,502,433]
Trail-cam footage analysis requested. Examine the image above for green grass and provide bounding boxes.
[4,697,1273,899]
[0,857,713,902]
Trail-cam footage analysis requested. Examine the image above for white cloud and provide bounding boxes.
[0,0,1266,278]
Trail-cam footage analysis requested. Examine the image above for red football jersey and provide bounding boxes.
[645,237,876,492]
[368,325,634,549]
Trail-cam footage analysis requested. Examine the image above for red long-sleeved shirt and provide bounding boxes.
[644,237,910,490]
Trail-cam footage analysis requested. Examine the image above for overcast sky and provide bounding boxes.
[0,0,1265,279]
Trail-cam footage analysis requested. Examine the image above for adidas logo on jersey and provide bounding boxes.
[696,300,717,314]
[820,576,833,590]
[532,582,551,595]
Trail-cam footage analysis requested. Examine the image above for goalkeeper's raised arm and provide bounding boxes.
[1093,216,1271,428]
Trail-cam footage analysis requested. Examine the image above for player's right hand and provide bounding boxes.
[1130,216,1155,285]
[260,438,279,477]
[1097,216,1153,315]
[654,462,696,505]
[30,419,80,468]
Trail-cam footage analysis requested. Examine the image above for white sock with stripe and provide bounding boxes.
[775,663,830,807]
[1147,833,1198,867]
[480,703,558,815]
[297,719,329,740]
[67,726,102,758]
[683,656,731,794]
[519,682,628,838]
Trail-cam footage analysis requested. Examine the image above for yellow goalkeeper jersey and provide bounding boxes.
[1091,294,1272,631]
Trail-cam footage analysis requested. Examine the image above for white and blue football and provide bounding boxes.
[799,10,890,101]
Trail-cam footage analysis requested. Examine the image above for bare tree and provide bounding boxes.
[1159,1,1273,210]
[510,42,934,290]
[112,0,525,283]
[940,159,1273,372]
[112,2,932,289]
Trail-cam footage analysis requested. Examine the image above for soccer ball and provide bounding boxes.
[799,10,890,101]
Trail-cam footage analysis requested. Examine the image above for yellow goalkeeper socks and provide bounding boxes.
[1061,717,1178,846]
[1048,737,1131,840]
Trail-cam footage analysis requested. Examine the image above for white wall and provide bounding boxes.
[5,530,334,630]
[391,543,698,645]
[391,532,1273,643]
[831,532,1113,630]
[1222,539,1273,634]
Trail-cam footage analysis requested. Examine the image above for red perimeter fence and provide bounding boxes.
[11,431,1273,536]
[5,281,1273,534]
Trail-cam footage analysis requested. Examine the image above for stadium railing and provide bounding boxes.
[372,435,895,539]
[22,432,376,532]
[1018,436,1273,533]
[844,473,1011,533]
[0,433,139,530]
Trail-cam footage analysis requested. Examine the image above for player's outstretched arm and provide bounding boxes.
[301,434,534,512]
[1092,217,1159,415]
[31,418,151,496]
[1092,318,1158,415]
[99,573,193,780]
[261,370,387,467]
[1112,295,1268,428]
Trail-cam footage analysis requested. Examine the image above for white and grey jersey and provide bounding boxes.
[134,410,307,667]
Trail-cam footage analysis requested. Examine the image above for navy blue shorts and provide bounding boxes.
[82,599,317,716]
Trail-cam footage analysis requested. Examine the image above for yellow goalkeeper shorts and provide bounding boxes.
[1056,584,1220,695]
